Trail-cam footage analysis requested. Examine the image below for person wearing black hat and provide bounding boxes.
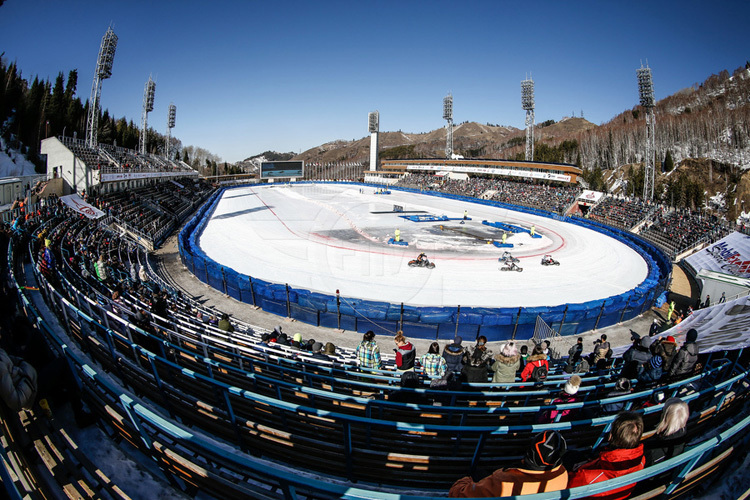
[449,430,568,497]
[668,329,700,379]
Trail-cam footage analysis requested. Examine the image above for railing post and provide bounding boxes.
[619,296,631,323]
[559,304,569,335]
[511,307,522,340]
[594,300,606,330]
[249,276,256,306]
[285,283,291,318]
[400,302,404,331]
[221,267,227,295]
[455,304,461,336]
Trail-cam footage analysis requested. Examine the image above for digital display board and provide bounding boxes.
[260,161,304,179]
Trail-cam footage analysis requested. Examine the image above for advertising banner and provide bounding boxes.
[684,232,750,277]
[60,194,105,219]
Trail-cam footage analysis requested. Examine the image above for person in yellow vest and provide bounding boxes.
[395,228,401,242]
[530,225,536,237]
[667,300,676,323]
[502,232,507,245]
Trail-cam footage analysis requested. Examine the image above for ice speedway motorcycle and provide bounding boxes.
[498,251,519,264]
[500,261,523,272]
[408,253,435,269]
[541,254,560,266]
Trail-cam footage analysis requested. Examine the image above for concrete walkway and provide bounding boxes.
[155,232,687,359]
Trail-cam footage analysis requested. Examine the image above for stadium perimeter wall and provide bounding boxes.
[178,182,671,341]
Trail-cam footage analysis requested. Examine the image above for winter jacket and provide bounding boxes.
[601,389,631,415]
[461,345,493,383]
[592,341,611,363]
[520,354,549,382]
[0,349,38,411]
[567,444,645,500]
[491,353,520,384]
[450,464,568,497]
[419,353,447,379]
[568,343,583,363]
[218,318,234,333]
[443,344,465,373]
[654,340,679,371]
[395,342,416,370]
[95,258,108,282]
[645,428,687,466]
[355,341,382,370]
[669,342,699,378]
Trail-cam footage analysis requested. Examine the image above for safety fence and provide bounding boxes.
[178,182,671,341]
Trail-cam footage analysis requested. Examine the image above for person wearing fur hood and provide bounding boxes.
[491,342,521,384]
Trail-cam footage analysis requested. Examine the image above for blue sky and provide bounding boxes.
[1,0,748,163]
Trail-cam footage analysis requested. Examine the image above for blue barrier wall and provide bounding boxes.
[178,182,670,341]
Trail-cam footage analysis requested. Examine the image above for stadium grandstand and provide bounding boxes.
[0,139,748,499]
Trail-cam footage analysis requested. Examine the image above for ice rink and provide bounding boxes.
[198,184,649,308]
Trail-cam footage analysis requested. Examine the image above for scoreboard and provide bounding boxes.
[260,161,304,179]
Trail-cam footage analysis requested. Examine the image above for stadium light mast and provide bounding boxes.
[165,103,176,159]
[637,63,656,201]
[443,93,453,159]
[139,76,156,155]
[368,110,379,172]
[521,77,535,161]
[85,26,118,149]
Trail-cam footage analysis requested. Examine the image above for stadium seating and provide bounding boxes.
[1,179,749,499]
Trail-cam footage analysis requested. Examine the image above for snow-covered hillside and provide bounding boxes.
[0,137,39,178]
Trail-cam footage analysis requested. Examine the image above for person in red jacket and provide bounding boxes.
[568,411,645,500]
[394,332,416,371]
[520,344,549,382]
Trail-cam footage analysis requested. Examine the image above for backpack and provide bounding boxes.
[531,362,548,382]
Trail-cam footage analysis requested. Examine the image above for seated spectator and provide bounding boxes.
[491,342,520,385]
[290,333,304,349]
[649,319,661,336]
[568,411,645,500]
[621,336,653,380]
[668,329,700,380]
[461,336,493,383]
[394,332,416,371]
[218,313,234,333]
[419,342,447,380]
[638,355,663,385]
[449,430,568,497]
[654,335,679,372]
[323,342,337,356]
[540,375,582,423]
[520,344,549,383]
[355,331,382,371]
[601,378,632,415]
[310,342,330,362]
[443,336,465,373]
[645,398,690,466]
[388,371,430,404]
[568,337,584,365]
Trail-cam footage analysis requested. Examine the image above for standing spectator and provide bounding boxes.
[703,295,711,308]
[649,319,661,336]
[355,331,382,371]
[622,336,653,380]
[654,335,679,373]
[718,291,726,304]
[443,336,465,373]
[449,430,568,497]
[520,344,549,382]
[668,329,700,380]
[568,411,645,500]
[461,336,493,383]
[568,337,584,364]
[638,355,663,384]
[519,345,529,370]
[394,332,416,371]
[419,342,447,380]
[591,334,611,365]
[491,342,521,385]
[645,398,690,466]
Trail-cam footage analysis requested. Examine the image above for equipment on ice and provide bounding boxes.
[541,254,560,266]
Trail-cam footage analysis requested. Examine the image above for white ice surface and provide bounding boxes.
[198,184,648,308]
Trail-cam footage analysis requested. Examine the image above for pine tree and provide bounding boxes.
[664,150,674,172]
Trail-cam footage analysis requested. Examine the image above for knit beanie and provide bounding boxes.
[293,333,303,343]
[650,355,663,370]
[312,342,323,353]
[525,430,567,470]
[564,375,581,395]
[686,329,698,342]
[640,336,653,349]
[666,336,676,343]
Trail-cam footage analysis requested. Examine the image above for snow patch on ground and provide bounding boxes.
[0,137,39,178]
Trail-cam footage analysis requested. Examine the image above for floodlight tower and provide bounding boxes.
[637,64,656,201]
[443,94,453,159]
[85,26,118,148]
[521,77,535,161]
[139,76,156,155]
[165,103,176,159]
[368,111,379,171]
